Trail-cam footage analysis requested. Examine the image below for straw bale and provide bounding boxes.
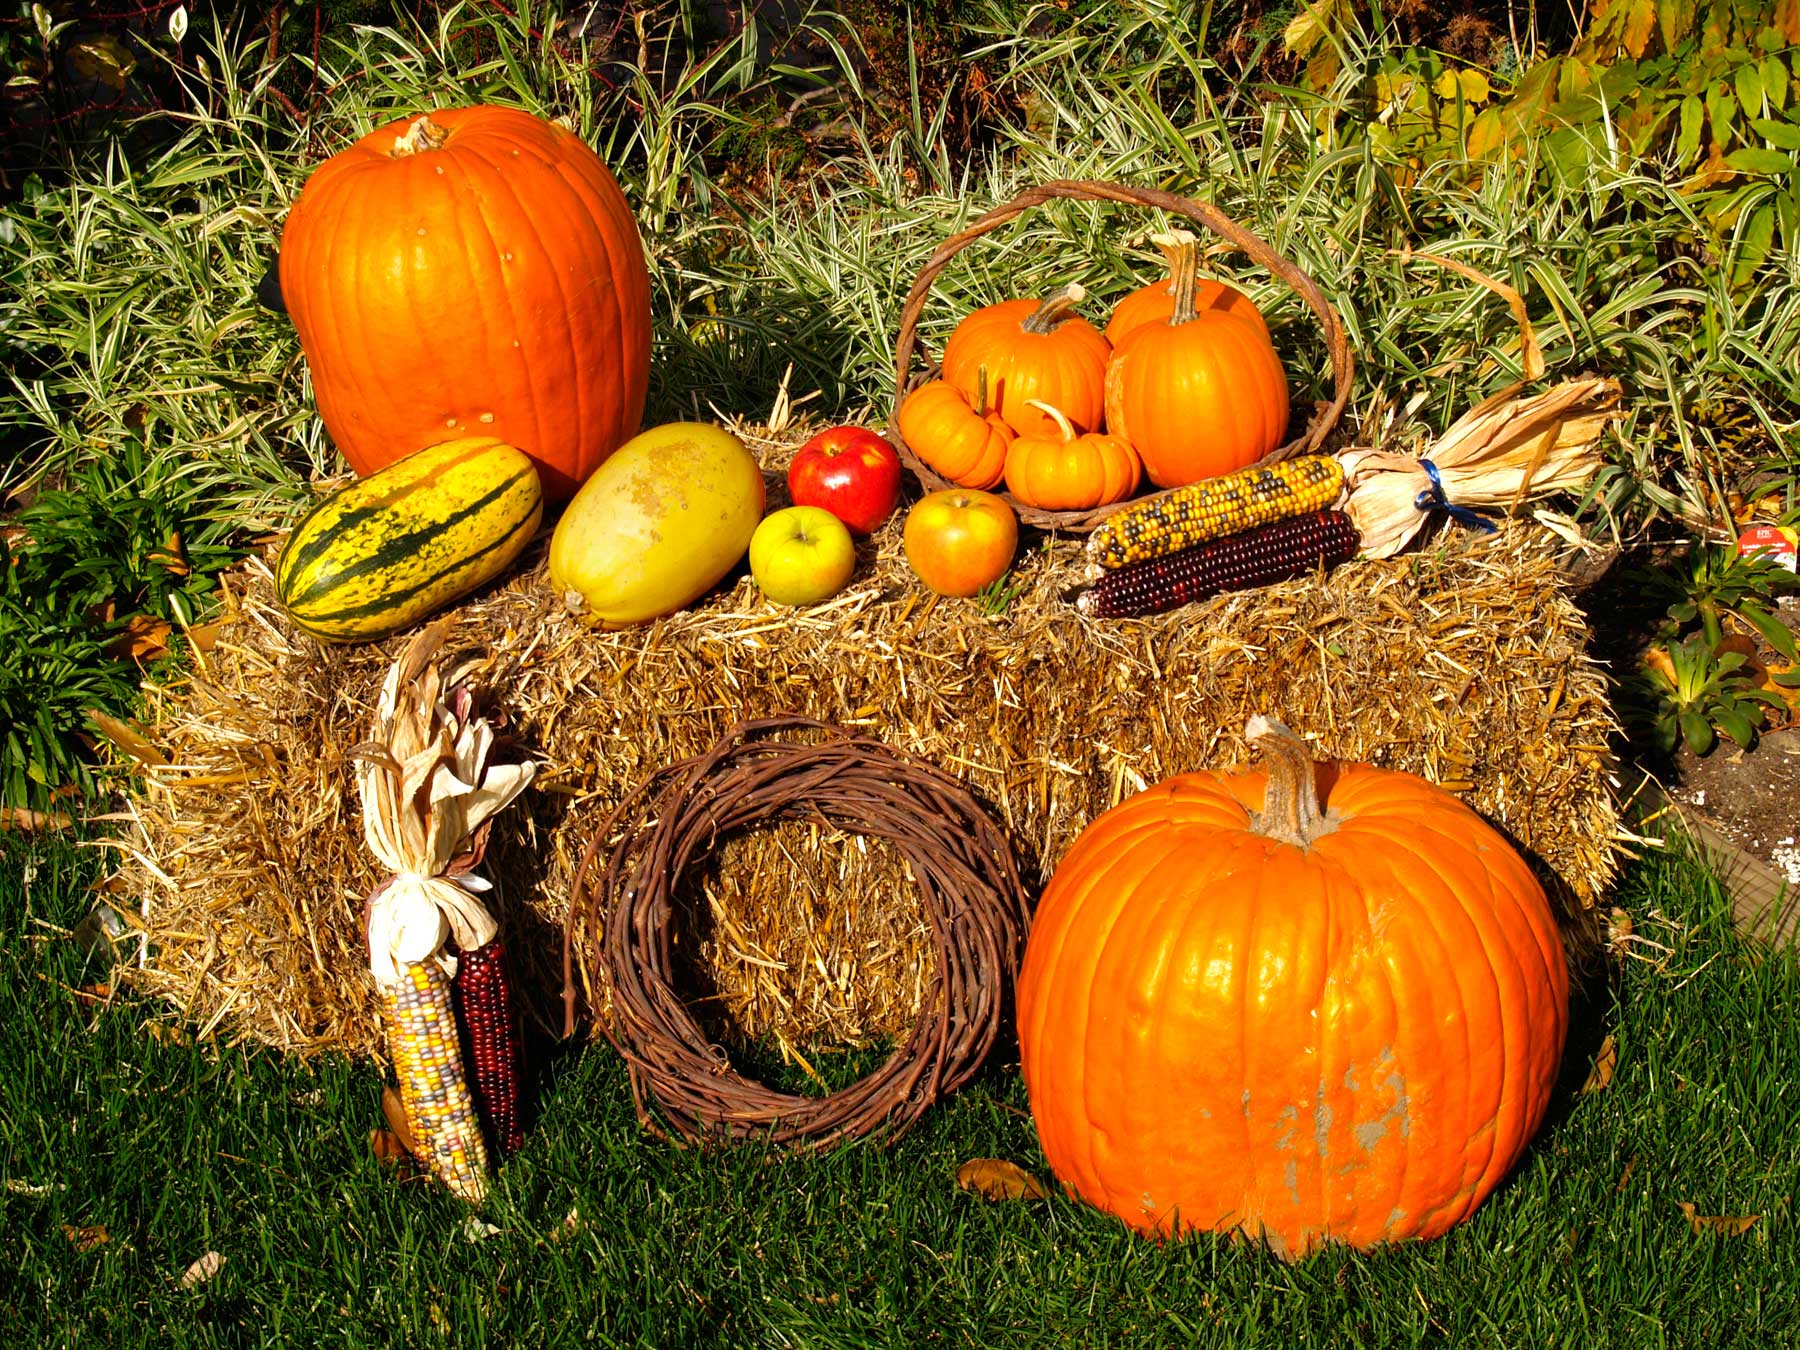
[110,422,1621,1062]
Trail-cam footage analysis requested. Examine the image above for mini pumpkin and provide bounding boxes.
[896,369,1013,490]
[1003,400,1141,511]
[940,284,1111,440]
[1017,715,1569,1260]
[1104,229,1268,345]
[1103,240,1289,489]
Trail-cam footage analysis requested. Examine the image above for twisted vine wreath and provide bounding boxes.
[562,717,1032,1150]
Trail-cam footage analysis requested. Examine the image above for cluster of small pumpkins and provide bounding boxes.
[897,230,1290,511]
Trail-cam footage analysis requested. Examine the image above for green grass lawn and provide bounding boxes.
[1,825,1794,1348]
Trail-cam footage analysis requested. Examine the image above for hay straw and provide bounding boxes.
[110,420,1620,1062]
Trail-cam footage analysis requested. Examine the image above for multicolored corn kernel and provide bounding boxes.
[1087,454,1345,569]
[453,937,526,1157]
[1079,509,1361,618]
[381,959,490,1202]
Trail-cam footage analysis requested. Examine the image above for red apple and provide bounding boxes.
[787,425,903,535]
[903,489,1018,598]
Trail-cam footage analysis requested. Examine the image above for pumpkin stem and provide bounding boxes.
[1020,283,1087,335]
[1153,229,1202,326]
[1245,714,1335,848]
[392,114,450,158]
[974,364,991,418]
[1023,400,1076,443]
[1149,229,1199,299]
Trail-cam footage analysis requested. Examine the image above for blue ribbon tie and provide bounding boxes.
[1414,458,1497,535]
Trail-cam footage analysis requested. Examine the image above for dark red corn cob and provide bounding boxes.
[452,937,526,1157]
[1079,509,1361,618]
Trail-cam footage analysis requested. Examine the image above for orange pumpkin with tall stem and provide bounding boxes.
[1017,715,1569,1260]
[1104,229,1269,345]
[1104,240,1289,489]
[1003,400,1141,511]
[941,284,1111,440]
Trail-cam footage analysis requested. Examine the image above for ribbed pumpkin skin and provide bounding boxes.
[1105,277,1267,346]
[941,299,1111,439]
[1017,760,1569,1259]
[1003,425,1141,511]
[1103,311,1289,488]
[896,381,1012,489]
[279,106,651,501]
[276,437,542,642]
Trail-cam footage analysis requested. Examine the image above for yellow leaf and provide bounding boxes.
[956,1158,1048,1202]
[62,1223,110,1253]
[1582,1034,1617,1093]
[86,710,169,767]
[1621,0,1658,57]
[107,615,171,663]
[66,36,135,92]
[1677,1201,1760,1235]
[0,807,73,831]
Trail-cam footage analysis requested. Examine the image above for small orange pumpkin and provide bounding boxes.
[1103,240,1289,489]
[1017,715,1569,1260]
[941,284,1111,440]
[896,369,1012,490]
[1104,230,1268,345]
[1003,400,1141,511]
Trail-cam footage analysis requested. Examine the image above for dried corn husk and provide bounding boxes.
[1339,378,1620,559]
[355,619,535,983]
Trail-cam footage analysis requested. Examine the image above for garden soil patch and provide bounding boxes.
[104,422,1622,1064]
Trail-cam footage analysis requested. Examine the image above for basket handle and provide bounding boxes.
[891,179,1354,457]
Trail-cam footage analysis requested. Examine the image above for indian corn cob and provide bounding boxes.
[1079,509,1360,618]
[384,960,490,1201]
[356,623,536,1202]
[1086,454,1345,570]
[453,937,526,1157]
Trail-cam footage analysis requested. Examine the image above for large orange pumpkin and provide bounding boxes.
[896,372,1013,490]
[1017,716,1569,1260]
[1003,401,1141,511]
[1103,239,1288,488]
[940,284,1111,440]
[279,106,652,501]
[1104,229,1268,345]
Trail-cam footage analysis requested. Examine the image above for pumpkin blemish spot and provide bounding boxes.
[1313,1098,1333,1159]
[479,413,495,424]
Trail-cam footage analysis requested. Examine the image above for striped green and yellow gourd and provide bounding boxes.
[276,437,542,642]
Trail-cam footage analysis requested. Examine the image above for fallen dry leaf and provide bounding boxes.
[178,1251,225,1288]
[0,807,73,831]
[381,1085,419,1157]
[143,1022,190,1047]
[462,1217,501,1243]
[5,1180,66,1197]
[146,532,190,577]
[185,621,226,652]
[956,1158,1048,1203]
[1582,1034,1617,1094]
[1615,1154,1641,1194]
[107,614,172,663]
[1677,1201,1759,1236]
[86,710,170,767]
[369,1129,413,1170]
[62,1223,110,1253]
[548,1206,584,1243]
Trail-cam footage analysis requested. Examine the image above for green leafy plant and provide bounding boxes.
[1646,543,1800,659]
[1629,631,1788,754]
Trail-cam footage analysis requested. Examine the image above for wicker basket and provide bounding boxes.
[885,179,1356,533]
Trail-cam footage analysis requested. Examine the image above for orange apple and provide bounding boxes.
[902,489,1019,598]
